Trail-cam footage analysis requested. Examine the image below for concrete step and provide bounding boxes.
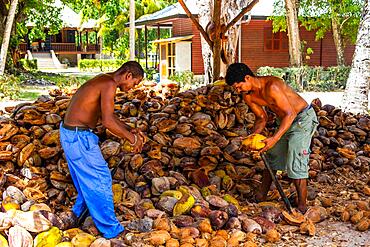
[30,52,64,69]
[32,53,52,57]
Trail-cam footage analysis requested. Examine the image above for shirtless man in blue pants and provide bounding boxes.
[59,61,145,238]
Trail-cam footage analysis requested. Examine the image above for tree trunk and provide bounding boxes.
[197,0,213,84]
[196,0,256,83]
[129,0,135,61]
[220,0,251,76]
[0,1,7,41]
[0,0,18,76]
[331,16,346,66]
[284,0,302,67]
[212,0,222,81]
[341,0,370,114]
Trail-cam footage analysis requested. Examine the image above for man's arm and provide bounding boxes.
[268,84,297,141]
[100,82,137,144]
[259,83,297,152]
[244,95,268,134]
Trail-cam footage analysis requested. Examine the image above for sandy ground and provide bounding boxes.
[306,220,370,247]
[271,219,370,247]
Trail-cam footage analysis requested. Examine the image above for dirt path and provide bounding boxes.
[306,220,369,247]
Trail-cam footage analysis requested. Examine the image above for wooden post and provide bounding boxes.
[79,31,82,51]
[95,30,99,51]
[212,0,222,81]
[145,25,148,69]
[155,24,160,69]
[86,31,89,51]
[138,28,141,63]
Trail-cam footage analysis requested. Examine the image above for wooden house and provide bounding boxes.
[20,0,101,68]
[135,0,355,80]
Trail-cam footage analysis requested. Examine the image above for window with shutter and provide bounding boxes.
[264,27,289,52]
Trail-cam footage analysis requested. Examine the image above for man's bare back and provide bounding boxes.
[64,74,116,129]
[243,76,308,119]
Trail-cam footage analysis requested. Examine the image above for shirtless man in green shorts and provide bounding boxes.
[225,63,318,213]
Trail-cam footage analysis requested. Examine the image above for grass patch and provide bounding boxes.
[17,85,56,101]
[18,91,42,101]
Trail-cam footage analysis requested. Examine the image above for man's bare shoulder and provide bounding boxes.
[263,76,285,88]
[79,74,117,96]
[85,73,115,87]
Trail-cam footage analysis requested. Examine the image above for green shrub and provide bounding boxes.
[19,59,38,71]
[0,75,21,100]
[145,67,158,80]
[257,66,350,92]
[53,75,86,89]
[78,59,126,72]
[168,71,204,91]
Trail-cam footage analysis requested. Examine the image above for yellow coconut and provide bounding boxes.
[242,134,266,150]
[0,234,8,247]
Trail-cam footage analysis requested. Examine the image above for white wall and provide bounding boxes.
[175,41,191,72]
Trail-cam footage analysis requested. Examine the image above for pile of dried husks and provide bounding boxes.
[0,82,368,246]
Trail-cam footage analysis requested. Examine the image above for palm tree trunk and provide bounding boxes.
[331,16,346,66]
[0,0,18,76]
[129,0,135,61]
[341,0,370,114]
[284,0,302,67]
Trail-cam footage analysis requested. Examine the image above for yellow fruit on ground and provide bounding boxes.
[213,80,226,86]
[55,242,73,247]
[173,187,195,216]
[242,134,266,150]
[161,190,183,200]
[30,203,52,212]
[0,234,8,247]
[71,233,96,247]
[34,226,63,247]
[112,184,123,204]
[63,228,84,239]
[1,197,20,212]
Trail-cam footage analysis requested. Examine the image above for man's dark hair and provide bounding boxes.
[225,63,255,85]
[117,61,144,78]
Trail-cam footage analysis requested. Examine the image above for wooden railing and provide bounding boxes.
[18,43,100,53]
[51,43,77,52]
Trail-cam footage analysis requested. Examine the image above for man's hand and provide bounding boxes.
[259,137,278,153]
[131,134,144,153]
[130,129,147,153]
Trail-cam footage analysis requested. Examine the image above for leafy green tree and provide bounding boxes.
[65,0,175,60]
[270,0,363,66]
[0,0,62,71]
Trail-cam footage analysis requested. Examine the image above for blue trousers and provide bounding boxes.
[59,123,124,238]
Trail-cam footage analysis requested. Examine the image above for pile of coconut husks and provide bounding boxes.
[0,81,368,246]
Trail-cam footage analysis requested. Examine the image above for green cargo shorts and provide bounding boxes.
[265,106,318,179]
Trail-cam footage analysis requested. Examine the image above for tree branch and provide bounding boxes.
[0,0,7,17]
[223,0,260,34]
[178,0,213,47]
[339,16,351,32]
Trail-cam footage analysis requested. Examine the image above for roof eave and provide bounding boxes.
[134,14,198,27]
